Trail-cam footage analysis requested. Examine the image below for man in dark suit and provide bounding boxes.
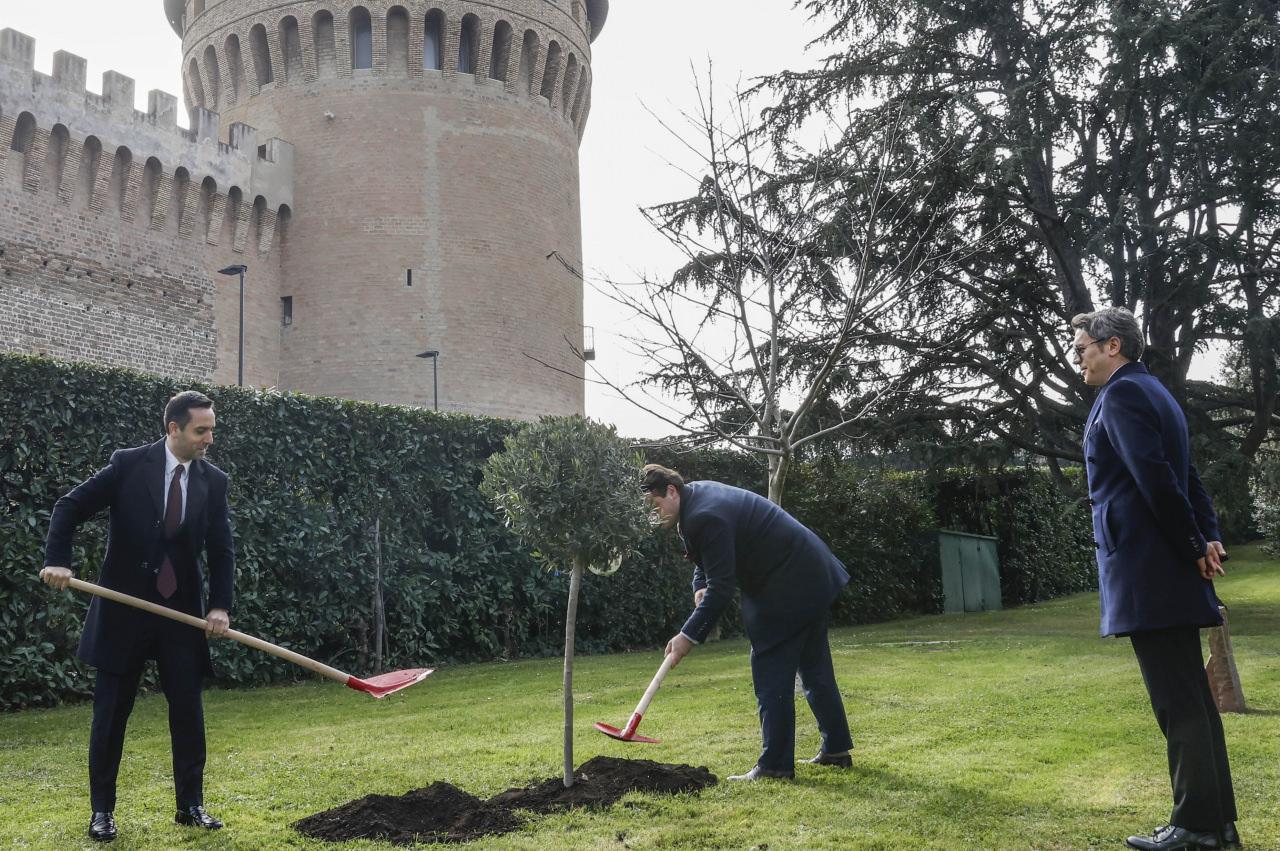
[40,390,235,842]
[642,464,853,781]
[1072,308,1239,850]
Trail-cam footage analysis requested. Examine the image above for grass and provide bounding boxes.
[2,546,1278,850]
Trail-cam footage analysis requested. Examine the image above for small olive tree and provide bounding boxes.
[481,415,650,787]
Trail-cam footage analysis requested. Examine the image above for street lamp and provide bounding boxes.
[416,350,439,410]
[217,264,249,385]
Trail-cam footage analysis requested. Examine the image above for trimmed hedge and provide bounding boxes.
[1,354,1096,710]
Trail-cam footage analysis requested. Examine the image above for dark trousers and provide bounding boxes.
[1130,626,1237,832]
[89,630,207,812]
[750,612,853,772]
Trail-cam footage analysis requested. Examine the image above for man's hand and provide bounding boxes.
[40,566,72,590]
[1197,541,1226,580]
[664,632,695,668]
[205,608,230,638]
[693,588,707,607]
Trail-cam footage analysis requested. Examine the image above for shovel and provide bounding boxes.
[593,653,676,744]
[66,578,433,699]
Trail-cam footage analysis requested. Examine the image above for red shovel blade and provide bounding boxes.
[346,668,435,699]
[593,721,661,744]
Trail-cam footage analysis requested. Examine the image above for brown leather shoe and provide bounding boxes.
[727,764,794,781]
[175,805,223,830]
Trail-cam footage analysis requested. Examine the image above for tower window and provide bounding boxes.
[281,296,293,326]
[406,269,413,287]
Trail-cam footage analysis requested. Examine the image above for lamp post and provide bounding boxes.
[217,264,249,385]
[416,350,439,410]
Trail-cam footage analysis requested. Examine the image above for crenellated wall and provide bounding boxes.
[0,27,294,387]
[173,1,596,139]
[0,0,603,419]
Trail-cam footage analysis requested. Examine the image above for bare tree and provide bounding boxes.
[593,72,993,504]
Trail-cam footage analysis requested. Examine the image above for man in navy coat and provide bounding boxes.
[1072,308,1239,850]
[40,390,235,842]
[642,464,853,780]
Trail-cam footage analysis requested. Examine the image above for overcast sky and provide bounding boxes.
[1,1,823,436]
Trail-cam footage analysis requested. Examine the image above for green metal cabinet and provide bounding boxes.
[938,530,1002,613]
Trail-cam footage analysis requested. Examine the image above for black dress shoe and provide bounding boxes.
[1126,824,1220,850]
[1221,822,1241,849]
[88,811,117,842]
[175,804,223,830]
[727,764,794,781]
[802,751,852,768]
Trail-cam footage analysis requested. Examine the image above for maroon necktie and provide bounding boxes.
[156,465,183,599]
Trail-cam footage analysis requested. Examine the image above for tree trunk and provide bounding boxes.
[766,451,791,505]
[562,557,584,788]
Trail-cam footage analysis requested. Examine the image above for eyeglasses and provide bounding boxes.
[1072,338,1108,359]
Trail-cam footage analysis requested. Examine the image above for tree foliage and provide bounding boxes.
[481,415,650,786]
[755,0,1280,471]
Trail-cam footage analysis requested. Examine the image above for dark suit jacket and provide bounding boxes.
[677,481,849,651]
[44,439,235,674]
[1084,362,1221,637]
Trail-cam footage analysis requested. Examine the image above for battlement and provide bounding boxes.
[176,2,596,137]
[0,27,293,218]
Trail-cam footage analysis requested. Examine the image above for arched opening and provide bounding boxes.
[109,146,132,214]
[561,54,579,112]
[45,124,70,192]
[250,24,274,86]
[457,14,479,74]
[386,7,409,74]
[277,204,292,249]
[188,57,206,108]
[199,176,218,241]
[225,34,245,102]
[424,9,445,71]
[139,157,163,226]
[203,45,221,109]
[313,11,336,77]
[517,30,539,95]
[540,41,562,100]
[78,135,103,206]
[171,167,191,231]
[8,112,35,151]
[224,185,244,247]
[570,71,589,124]
[280,17,303,81]
[349,7,373,70]
[489,20,513,82]
[252,195,269,251]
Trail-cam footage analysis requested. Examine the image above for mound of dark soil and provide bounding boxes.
[294,756,717,845]
[491,755,718,813]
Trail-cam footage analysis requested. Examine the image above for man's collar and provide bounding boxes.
[1104,360,1149,385]
[163,441,189,476]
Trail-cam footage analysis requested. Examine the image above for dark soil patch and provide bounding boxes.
[294,756,717,845]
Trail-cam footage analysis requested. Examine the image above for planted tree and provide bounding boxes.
[481,415,650,787]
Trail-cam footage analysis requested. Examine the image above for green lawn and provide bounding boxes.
[2,547,1278,850]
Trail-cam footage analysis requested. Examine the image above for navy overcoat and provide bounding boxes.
[677,480,849,651]
[44,439,236,673]
[1084,362,1221,636]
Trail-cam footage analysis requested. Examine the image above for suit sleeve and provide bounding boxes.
[204,474,236,612]
[1103,381,1206,563]
[679,515,737,644]
[1187,463,1222,543]
[43,451,121,570]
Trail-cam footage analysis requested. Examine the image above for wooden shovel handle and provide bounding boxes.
[66,577,352,685]
[633,653,676,717]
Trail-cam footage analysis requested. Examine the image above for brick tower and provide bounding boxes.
[165,0,606,416]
